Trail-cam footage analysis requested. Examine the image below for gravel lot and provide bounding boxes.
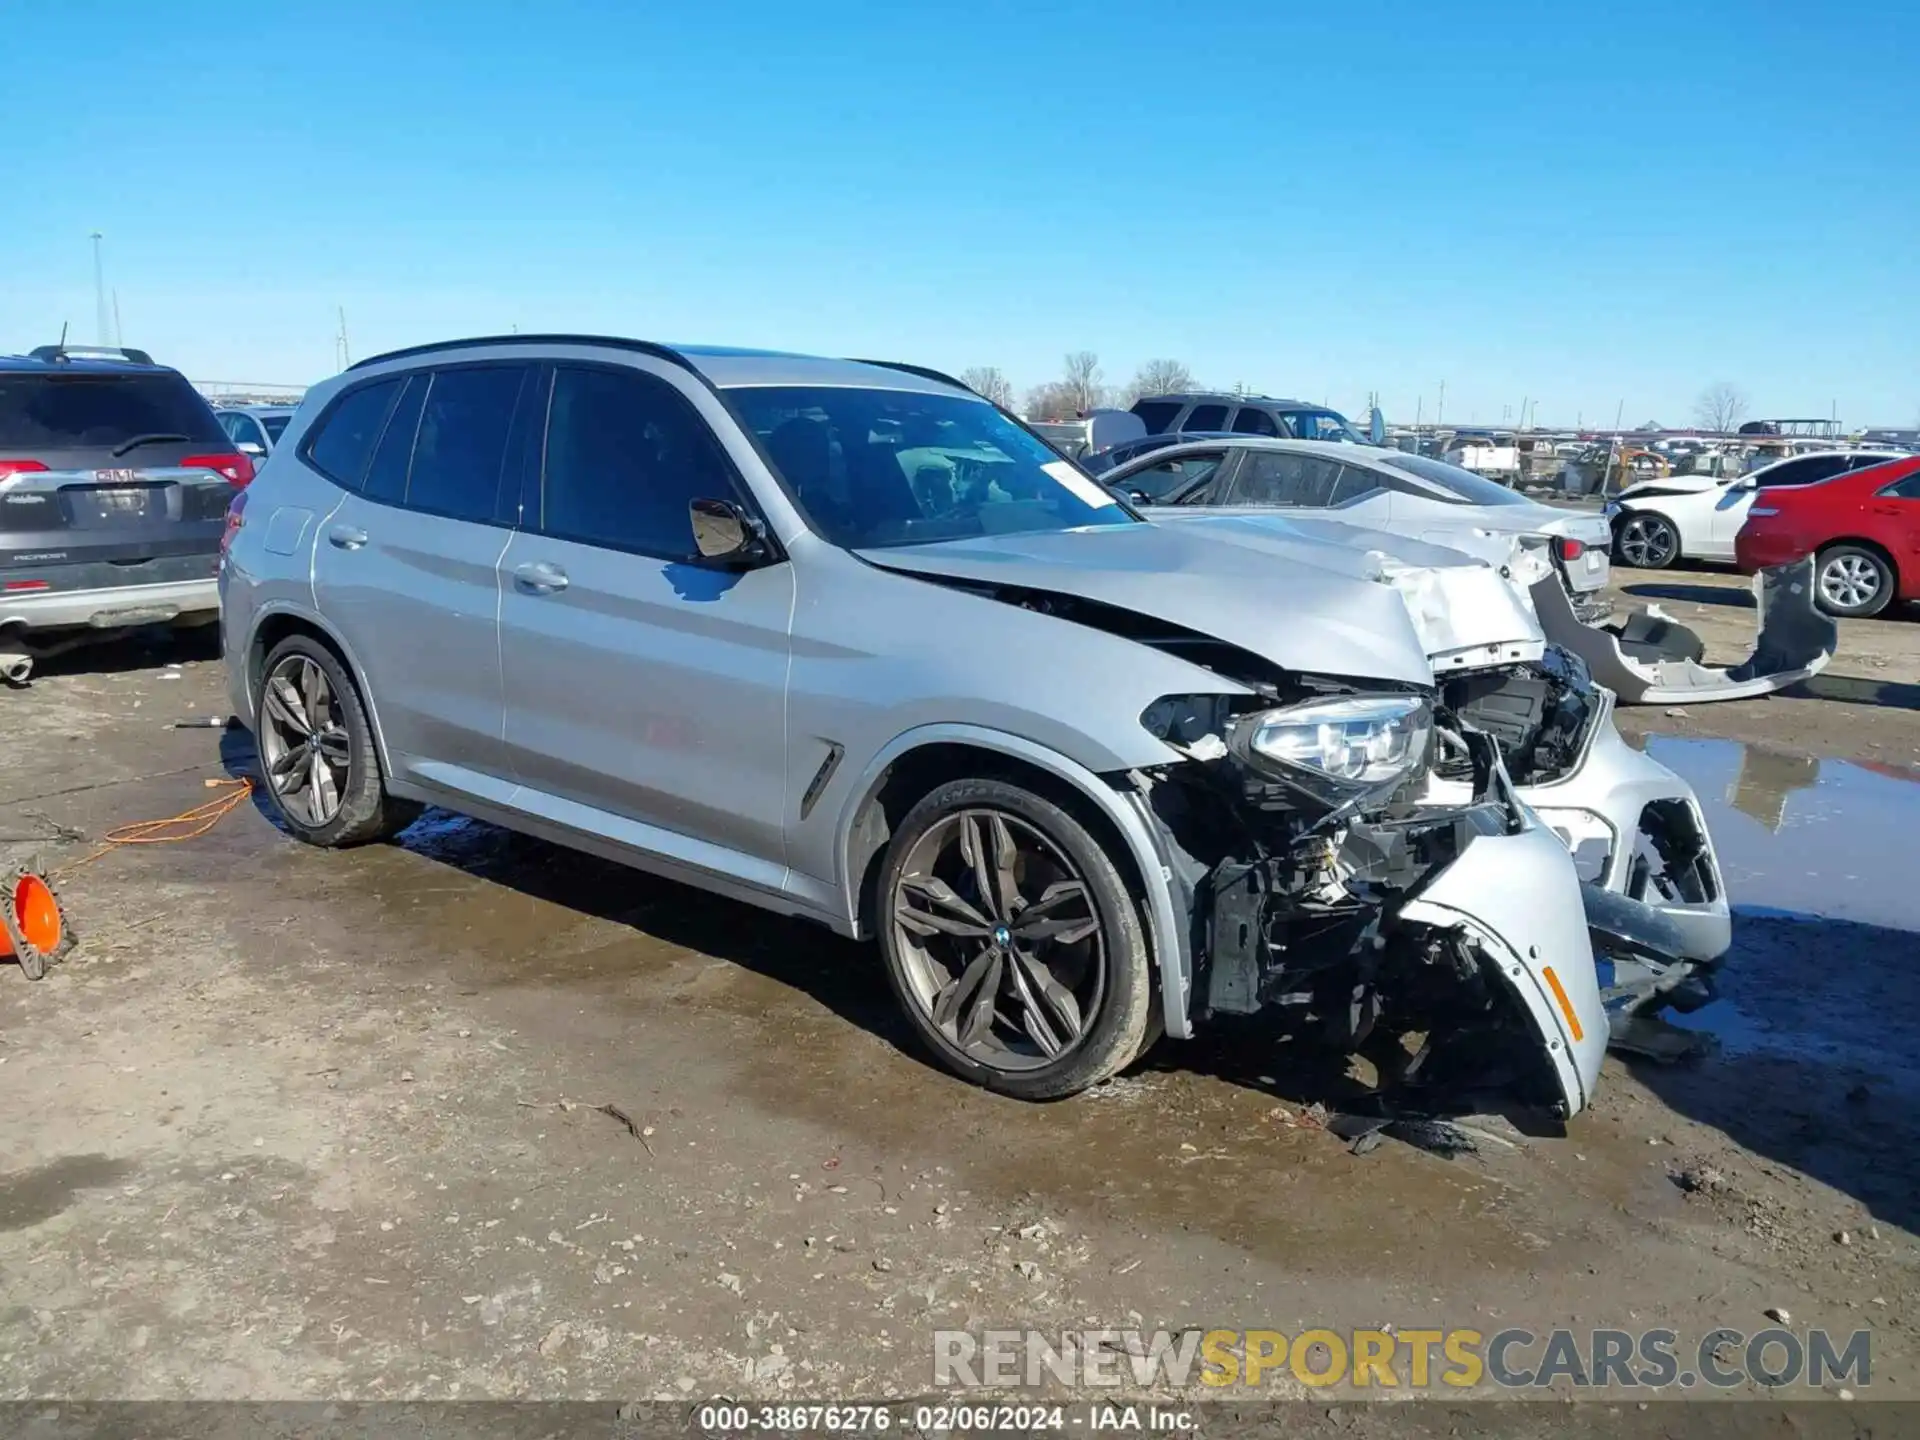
[2,572,1917,1420]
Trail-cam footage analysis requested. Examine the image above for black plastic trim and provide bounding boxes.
[348,334,697,375]
[843,358,975,394]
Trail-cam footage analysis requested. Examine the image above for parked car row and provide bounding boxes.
[1609,447,1920,618]
[212,334,1751,1121]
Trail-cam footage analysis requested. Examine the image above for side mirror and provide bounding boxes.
[1128,489,1151,506]
[690,497,770,565]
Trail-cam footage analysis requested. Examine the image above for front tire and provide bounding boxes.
[1613,511,1681,570]
[877,777,1153,1100]
[254,635,420,847]
[1815,544,1894,618]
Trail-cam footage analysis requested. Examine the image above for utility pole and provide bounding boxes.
[334,306,351,369]
[90,232,109,346]
[1614,398,1625,433]
[1436,380,1446,427]
[111,290,123,349]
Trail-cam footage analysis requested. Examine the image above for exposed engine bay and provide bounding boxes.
[1135,681,1599,1120]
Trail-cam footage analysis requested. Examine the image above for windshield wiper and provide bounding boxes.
[110,433,191,457]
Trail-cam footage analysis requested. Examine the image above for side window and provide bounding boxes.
[1327,463,1386,505]
[540,365,739,559]
[1185,403,1229,431]
[304,379,402,489]
[218,412,246,443]
[1123,452,1224,503]
[1229,452,1344,507]
[1879,470,1920,499]
[1763,455,1841,488]
[1230,407,1280,437]
[404,366,530,522]
[362,374,428,504]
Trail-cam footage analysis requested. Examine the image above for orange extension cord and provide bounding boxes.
[50,776,257,879]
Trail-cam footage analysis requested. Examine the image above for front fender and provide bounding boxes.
[831,723,1195,1040]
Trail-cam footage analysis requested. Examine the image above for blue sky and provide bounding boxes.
[8,1,1917,427]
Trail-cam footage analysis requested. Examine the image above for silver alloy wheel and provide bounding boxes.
[1617,514,1678,568]
[258,654,351,826]
[1819,553,1883,612]
[890,808,1105,1072]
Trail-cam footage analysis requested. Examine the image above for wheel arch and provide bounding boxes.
[245,605,395,777]
[833,725,1192,1040]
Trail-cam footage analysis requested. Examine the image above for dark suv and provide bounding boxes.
[1129,392,1362,443]
[0,346,251,680]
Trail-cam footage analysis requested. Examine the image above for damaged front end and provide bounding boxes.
[1133,689,1607,1122]
[1532,556,1837,705]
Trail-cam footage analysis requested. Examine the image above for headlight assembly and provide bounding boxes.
[1228,695,1432,805]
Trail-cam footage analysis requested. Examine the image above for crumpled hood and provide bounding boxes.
[855,522,1436,687]
[1140,512,1547,673]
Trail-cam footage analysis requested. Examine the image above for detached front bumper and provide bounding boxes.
[1531,557,1837,705]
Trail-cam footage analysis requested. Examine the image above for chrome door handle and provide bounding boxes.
[513,561,569,594]
[327,525,368,550]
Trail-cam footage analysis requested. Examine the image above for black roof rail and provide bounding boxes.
[349,334,697,373]
[29,343,156,366]
[846,358,975,395]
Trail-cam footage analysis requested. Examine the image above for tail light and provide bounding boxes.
[3,579,50,592]
[0,460,50,479]
[1553,536,1587,562]
[181,451,256,487]
[221,487,249,556]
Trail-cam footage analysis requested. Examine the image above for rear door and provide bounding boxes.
[0,368,242,607]
[1870,468,1920,581]
[308,363,534,795]
[497,360,793,885]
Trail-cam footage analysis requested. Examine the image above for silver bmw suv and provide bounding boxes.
[220,336,1605,1113]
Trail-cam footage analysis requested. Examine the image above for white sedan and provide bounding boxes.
[1101,437,1614,610]
[1608,449,1903,569]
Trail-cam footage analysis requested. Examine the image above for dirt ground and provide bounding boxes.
[2,583,1917,1420]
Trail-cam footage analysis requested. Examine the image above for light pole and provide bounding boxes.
[90,232,109,346]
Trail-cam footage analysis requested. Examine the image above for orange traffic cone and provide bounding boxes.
[1,862,73,981]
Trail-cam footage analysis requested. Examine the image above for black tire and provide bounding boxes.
[1814,544,1895,618]
[253,635,419,847]
[877,777,1153,1101]
[1612,510,1681,570]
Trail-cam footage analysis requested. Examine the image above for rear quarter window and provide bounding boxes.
[1129,400,1183,434]
[304,379,404,489]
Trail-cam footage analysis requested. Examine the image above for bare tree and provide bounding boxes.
[958,366,1014,409]
[1694,382,1749,434]
[1121,359,1196,405]
[1023,382,1071,421]
[1061,351,1105,415]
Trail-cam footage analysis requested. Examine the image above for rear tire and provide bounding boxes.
[1815,544,1894,618]
[877,777,1152,1100]
[253,635,420,847]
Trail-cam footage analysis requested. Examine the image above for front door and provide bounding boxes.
[497,361,794,889]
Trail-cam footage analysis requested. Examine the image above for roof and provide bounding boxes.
[1135,392,1323,409]
[0,352,172,376]
[1120,435,1393,461]
[346,334,973,397]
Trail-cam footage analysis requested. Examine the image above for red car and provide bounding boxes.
[1735,454,1920,617]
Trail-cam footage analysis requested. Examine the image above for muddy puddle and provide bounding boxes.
[1638,735,1920,1094]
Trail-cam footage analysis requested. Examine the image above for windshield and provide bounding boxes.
[1379,452,1532,507]
[1283,409,1362,443]
[262,413,292,441]
[727,386,1136,549]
